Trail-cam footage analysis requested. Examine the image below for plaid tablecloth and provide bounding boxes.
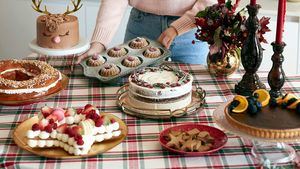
[1,56,300,169]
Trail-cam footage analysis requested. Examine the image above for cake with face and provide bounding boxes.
[33,0,82,49]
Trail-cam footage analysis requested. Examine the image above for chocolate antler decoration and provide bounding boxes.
[31,0,51,15]
[64,0,83,15]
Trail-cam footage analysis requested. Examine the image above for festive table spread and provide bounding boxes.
[0,55,300,168]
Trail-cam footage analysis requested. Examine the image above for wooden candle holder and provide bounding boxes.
[235,4,266,96]
[268,42,286,98]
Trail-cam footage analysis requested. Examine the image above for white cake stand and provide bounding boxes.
[213,103,300,168]
[29,37,90,72]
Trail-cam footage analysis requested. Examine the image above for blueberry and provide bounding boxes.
[231,100,240,107]
[228,105,235,112]
[248,104,258,115]
[296,103,300,114]
[287,98,297,106]
[281,102,288,109]
[247,98,255,105]
[269,98,277,107]
[253,93,259,99]
[256,101,262,111]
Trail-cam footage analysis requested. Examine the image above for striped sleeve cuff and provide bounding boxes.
[170,16,196,35]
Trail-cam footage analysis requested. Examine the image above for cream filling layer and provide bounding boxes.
[129,92,192,111]
[0,72,62,94]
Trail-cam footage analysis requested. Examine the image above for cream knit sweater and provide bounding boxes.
[91,0,215,48]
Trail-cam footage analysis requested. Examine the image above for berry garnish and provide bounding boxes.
[110,118,116,123]
[44,125,53,133]
[287,98,297,106]
[68,129,76,137]
[49,119,55,124]
[256,101,262,111]
[231,100,240,107]
[32,123,40,131]
[75,135,82,141]
[253,93,259,99]
[247,104,258,115]
[95,118,104,127]
[53,123,58,129]
[77,139,84,145]
[269,98,277,107]
[281,102,288,109]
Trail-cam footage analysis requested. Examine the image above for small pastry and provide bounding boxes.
[107,47,127,57]
[87,54,106,67]
[143,46,162,58]
[129,37,148,49]
[99,64,120,77]
[122,56,142,67]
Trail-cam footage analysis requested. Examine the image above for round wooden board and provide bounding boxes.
[0,74,69,106]
[13,113,128,159]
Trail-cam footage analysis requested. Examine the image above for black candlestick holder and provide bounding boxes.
[235,4,266,96]
[268,42,286,98]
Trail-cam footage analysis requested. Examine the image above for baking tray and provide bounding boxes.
[80,37,171,83]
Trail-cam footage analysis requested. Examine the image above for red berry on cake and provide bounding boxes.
[48,119,55,124]
[52,123,58,129]
[110,118,116,124]
[95,118,104,127]
[32,123,40,131]
[83,104,95,114]
[44,125,53,133]
[76,139,84,145]
[46,114,58,122]
[57,124,68,133]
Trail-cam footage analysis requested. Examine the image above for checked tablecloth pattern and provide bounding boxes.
[1,56,300,169]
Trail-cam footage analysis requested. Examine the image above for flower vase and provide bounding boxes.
[207,47,241,76]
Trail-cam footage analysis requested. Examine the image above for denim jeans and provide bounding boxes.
[124,8,209,64]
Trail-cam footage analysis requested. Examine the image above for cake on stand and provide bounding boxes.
[29,38,89,73]
[213,102,299,168]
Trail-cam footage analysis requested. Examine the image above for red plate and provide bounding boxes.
[159,123,228,156]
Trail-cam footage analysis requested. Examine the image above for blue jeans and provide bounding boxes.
[124,8,209,65]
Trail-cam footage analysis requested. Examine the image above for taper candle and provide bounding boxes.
[250,0,256,6]
[275,0,287,44]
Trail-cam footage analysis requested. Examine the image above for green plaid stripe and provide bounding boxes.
[1,56,300,168]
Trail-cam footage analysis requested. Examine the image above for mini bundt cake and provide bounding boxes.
[87,54,106,67]
[122,56,142,67]
[129,37,148,49]
[143,46,162,58]
[99,64,120,77]
[107,47,128,57]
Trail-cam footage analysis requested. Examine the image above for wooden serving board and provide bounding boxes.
[13,113,128,159]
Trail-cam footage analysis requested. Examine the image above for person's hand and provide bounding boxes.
[76,42,105,64]
[157,26,178,49]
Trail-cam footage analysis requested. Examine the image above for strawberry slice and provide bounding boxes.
[82,104,95,114]
[38,119,49,130]
[41,106,53,118]
[46,114,58,122]
[52,108,65,121]
[57,124,68,133]
[72,126,83,135]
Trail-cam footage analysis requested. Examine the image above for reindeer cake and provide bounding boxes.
[32,0,82,49]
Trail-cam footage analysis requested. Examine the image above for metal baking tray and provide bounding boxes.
[80,37,171,83]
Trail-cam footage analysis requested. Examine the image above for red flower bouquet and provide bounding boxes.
[194,0,270,58]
